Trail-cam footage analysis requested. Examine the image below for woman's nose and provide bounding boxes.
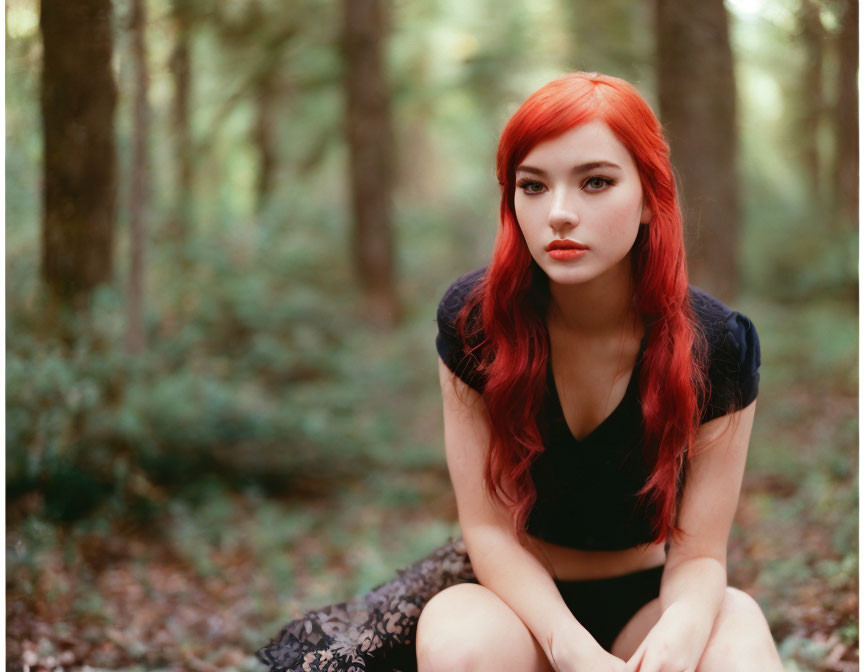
[547,188,579,231]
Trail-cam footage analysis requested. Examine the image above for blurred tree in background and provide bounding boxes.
[6,0,857,670]
[39,0,117,313]
[657,0,740,300]
[125,0,151,354]
[342,0,400,325]
[834,0,858,231]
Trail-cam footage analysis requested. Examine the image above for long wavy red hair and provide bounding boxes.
[454,72,708,543]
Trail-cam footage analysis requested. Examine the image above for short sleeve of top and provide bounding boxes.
[435,267,488,391]
[435,274,761,421]
[690,286,762,423]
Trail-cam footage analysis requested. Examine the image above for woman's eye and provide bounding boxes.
[583,176,613,191]
[517,180,545,194]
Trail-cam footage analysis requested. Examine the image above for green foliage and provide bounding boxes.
[7,204,428,523]
[779,635,834,672]
[6,174,468,526]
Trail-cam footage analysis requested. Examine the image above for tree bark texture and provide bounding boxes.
[655,0,739,301]
[799,0,826,206]
[125,0,150,355]
[40,0,117,306]
[834,0,858,230]
[169,0,193,241]
[342,0,400,326]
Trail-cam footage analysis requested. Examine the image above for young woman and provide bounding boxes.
[256,72,783,672]
[416,72,783,672]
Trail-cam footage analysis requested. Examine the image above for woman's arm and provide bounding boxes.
[662,400,756,622]
[438,359,618,671]
[624,400,756,672]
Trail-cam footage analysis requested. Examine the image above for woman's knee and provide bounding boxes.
[698,587,783,672]
[416,583,550,672]
[416,585,485,671]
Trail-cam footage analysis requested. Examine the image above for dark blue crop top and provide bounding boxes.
[435,266,761,551]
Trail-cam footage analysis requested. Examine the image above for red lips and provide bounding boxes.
[546,239,588,251]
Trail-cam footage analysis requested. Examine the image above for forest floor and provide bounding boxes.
[6,298,858,672]
[6,421,858,672]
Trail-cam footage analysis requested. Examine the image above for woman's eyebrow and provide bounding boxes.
[515,161,623,175]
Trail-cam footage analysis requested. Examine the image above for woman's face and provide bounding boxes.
[513,119,651,288]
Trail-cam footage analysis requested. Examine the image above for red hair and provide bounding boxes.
[455,72,708,542]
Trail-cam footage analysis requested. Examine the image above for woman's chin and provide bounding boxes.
[539,263,598,287]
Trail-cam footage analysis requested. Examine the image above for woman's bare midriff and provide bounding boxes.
[523,533,667,581]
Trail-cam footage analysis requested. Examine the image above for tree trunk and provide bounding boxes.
[341,0,400,326]
[125,0,150,355]
[169,0,193,242]
[834,0,858,230]
[799,0,826,207]
[655,0,739,301]
[40,0,117,307]
[253,68,279,215]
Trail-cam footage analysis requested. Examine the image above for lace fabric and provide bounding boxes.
[256,538,477,672]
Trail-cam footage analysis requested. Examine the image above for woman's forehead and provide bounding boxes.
[519,120,635,170]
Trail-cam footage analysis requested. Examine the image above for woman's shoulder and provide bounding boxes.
[436,266,488,325]
[435,266,488,391]
[687,285,760,356]
[687,285,762,422]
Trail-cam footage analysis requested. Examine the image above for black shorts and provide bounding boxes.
[554,564,664,652]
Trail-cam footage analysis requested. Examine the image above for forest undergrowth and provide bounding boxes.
[6,296,858,672]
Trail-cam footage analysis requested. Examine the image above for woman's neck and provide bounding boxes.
[545,259,640,338]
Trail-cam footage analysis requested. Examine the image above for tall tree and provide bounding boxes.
[834,0,858,230]
[169,0,194,242]
[40,0,117,307]
[125,0,151,354]
[342,0,400,326]
[206,0,296,220]
[655,0,739,300]
[798,0,827,207]
[253,68,279,215]
[246,0,288,216]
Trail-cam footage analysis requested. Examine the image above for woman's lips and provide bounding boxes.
[546,240,588,260]
[548,248,587,260]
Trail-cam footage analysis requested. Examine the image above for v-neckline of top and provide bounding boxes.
[546,331,649,444]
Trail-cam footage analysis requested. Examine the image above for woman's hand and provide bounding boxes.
[622,602,711,672]
[552,648,626,672]
[549,631,626,672]
[581,650,627,672]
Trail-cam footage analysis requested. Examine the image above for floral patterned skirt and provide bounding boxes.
[255,538,477,672]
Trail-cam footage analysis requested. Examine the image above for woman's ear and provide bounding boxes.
[640,201,653,225]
